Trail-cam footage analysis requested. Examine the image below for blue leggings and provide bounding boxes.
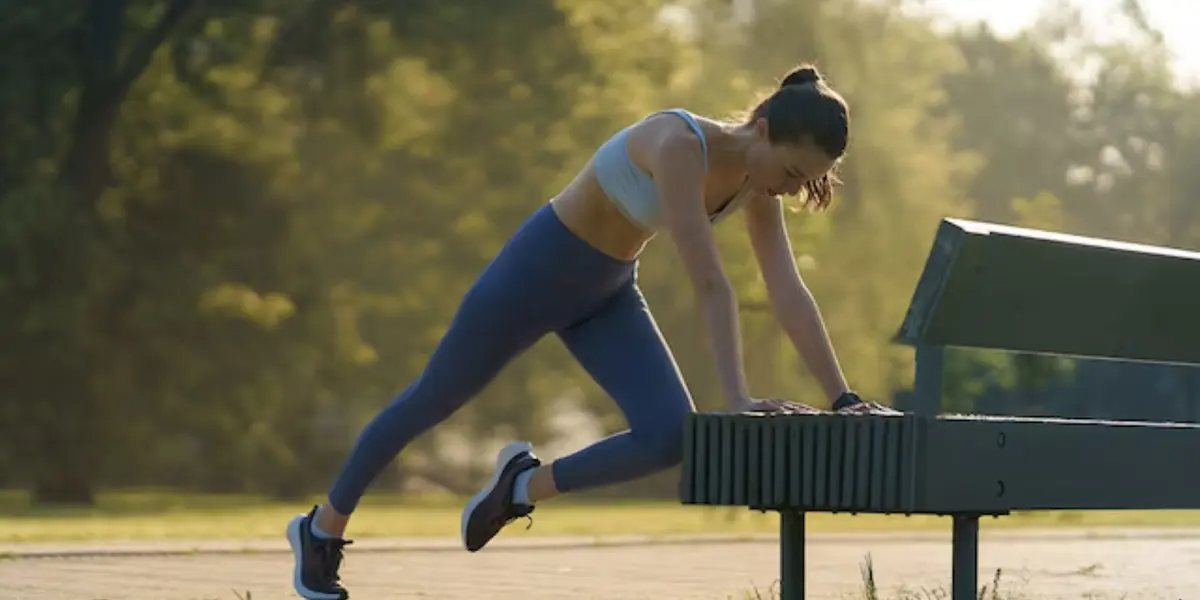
[327,203,696,514]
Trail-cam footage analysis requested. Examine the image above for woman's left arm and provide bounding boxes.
[744,194,851,403]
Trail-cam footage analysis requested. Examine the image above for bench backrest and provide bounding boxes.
[894,218,1200,415]
[896,218,1200,365]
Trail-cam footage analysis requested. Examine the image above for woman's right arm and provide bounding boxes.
[643,127,752,409]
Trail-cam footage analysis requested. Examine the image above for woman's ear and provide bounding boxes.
[754,117,770,140]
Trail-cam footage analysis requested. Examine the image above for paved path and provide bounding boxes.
[3,529,1199,599]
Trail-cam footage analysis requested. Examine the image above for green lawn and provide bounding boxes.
[3,490,1200,543]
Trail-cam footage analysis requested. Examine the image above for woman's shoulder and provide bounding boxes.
[626,108,710,156]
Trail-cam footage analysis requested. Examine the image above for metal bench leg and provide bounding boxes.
[780,510,805,600]
[951,514,979,600]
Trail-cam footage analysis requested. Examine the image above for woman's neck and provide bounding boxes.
[706,121,755,179]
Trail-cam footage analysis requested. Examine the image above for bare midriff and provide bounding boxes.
[548,156,656,262]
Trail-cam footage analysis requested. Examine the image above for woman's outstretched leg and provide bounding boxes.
[287,288,545,598]
[287,202,639,598]
[460,281,696,552]
[285,219,588,599]
[327,305,544,520]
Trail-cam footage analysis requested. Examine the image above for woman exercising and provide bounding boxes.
[288,63,891,600]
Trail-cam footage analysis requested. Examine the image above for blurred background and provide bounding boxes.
[3,0,1199,509]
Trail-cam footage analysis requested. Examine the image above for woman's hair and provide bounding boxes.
[747,63,850,211]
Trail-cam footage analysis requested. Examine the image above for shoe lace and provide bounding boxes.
[315,538,353,583]
[498,502,535,531]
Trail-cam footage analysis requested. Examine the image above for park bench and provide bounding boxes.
[679,217,1200,600]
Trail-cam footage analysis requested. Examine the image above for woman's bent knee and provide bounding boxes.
[642,435,684,470]
[634,408,692,470]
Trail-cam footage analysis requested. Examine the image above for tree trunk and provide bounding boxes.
[23,0,201,509]
[32,476,97,507]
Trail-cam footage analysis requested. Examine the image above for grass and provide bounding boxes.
[3,489,1200,543]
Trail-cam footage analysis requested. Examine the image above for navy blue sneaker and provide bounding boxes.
[287,506,351,599]
[461,441,541,552]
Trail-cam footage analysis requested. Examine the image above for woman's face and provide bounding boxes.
[744,117,837,197]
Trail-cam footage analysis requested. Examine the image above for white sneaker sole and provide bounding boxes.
[460,441,534,550]
[286,514,345,600]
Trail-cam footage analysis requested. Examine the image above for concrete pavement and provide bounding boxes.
[3,528,1198,599]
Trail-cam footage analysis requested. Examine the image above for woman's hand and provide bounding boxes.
[729,396,825,415]
[832,391,903,415]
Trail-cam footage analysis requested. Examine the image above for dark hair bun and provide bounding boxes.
[781,65,823,88]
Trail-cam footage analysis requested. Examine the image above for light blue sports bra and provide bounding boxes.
[592,109,754,231]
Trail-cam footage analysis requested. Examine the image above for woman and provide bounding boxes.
[288,63,893,600]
